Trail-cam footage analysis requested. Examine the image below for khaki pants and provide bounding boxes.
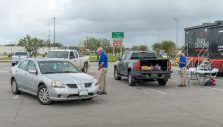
[99,68,108,92]
[179,67,187,85]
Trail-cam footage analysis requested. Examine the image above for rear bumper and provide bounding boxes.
[133,72,172,81]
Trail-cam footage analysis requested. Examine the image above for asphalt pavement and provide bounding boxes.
[1,62,223,127]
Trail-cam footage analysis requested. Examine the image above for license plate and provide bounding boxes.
[151,74,158,77]
[79,90,88,96]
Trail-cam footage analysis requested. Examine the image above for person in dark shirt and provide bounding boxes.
[176,52,187,87]
[97,47,108,95]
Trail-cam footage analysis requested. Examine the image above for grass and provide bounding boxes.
[0,57,11,61]
[89,55,119,62]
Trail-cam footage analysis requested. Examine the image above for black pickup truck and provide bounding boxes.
[114,51,172,86]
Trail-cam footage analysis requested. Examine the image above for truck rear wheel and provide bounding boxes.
[158,79,167,86]
[128,71,136,86]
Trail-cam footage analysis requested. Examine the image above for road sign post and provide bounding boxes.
[112,32,124,56]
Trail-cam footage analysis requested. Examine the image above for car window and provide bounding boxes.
[27,61,37,71]
[18,60,29,71]
[70,51,75,59]
[38,61,80,74]
[15,52,28,56]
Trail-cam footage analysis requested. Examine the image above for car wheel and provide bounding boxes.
[114,68,121,80]
[158,79,167,86]
[128,71,136,86]
[11,79,21,95]
[83,63,88,73]
[37,85,53,105]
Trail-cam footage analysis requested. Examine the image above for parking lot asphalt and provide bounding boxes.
[1,62,223,127]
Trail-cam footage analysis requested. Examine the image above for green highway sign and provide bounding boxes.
[112,32,124,38]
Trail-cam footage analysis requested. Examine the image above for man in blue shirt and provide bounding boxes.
[176,52,187,87]
[97,47,108,95]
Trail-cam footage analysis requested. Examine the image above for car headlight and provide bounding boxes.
[94,79,99,86]
[51,80,65,88]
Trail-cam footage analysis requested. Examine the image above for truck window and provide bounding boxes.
[74,51,79,58]
[125,52,132,60]
[70,51,75,59]
[47,51,69,58]
[131,52,156,59]
[122,53,127,60]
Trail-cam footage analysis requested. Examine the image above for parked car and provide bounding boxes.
[47,50,90,73]
[114,51,172,86]
[10,58,99,105]
[11,51,29,66]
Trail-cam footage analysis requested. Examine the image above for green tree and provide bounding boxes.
[80,37,111,53]
[161,40,176,57]
[132,45,140,50]
[18,35,44,57]
[152,42,162,56]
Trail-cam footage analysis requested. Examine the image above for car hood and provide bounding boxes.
[43,73,96,84]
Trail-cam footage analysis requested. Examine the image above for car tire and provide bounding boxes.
[37,85,53,105]
[158,79,167,86]
[83,63,88,73]
[11,79,21,95]
[128,71,136,86]
[114,68,121,80]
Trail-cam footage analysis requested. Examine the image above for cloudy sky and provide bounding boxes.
[0,0,222,47]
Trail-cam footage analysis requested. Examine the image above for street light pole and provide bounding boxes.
[174,18,179,48]
[53,17,55,50]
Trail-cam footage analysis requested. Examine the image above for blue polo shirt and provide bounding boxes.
[179,55,187,68]
[98,52,108,68]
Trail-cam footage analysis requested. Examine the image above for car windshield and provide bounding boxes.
[131,52,156,59]
[15,52,28,56]
[47,51,69,58]
[38,61,80,74]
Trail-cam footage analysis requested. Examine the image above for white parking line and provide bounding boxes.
[169,79,181,83]
[206,87,223,92]
[13,95,19,99]
[0,70,9,73]
[148,88,167,95]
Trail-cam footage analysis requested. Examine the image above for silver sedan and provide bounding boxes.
[10,58,99,105]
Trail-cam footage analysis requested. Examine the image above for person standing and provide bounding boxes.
[97,47,108,95]
[176,52,187,87]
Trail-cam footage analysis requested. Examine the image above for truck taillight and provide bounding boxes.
[136,61,140,71]
[168,60,171,71]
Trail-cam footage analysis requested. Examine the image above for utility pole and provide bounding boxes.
[48,29,51,51]
[174,18,179,48]
[53,17,55,50]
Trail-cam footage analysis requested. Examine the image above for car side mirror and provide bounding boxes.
[28,69,37,75]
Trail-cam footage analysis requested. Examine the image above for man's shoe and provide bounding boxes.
[178,84,183,87]
[99,92,102,95]
[102,91,108,94]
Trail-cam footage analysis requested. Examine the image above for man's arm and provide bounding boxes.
[97,62,104,70]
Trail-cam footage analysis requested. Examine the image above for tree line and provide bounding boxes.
[8,34,177,57]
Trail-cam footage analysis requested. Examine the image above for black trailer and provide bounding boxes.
[184,20,223,72]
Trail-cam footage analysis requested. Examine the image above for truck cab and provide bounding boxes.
[47,50,90,73]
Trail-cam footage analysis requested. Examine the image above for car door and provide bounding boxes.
[74,50,81,69]
[69,51,79,68]
[117,53,127,75]
[25,60,39,94]
[16,60,29,91]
